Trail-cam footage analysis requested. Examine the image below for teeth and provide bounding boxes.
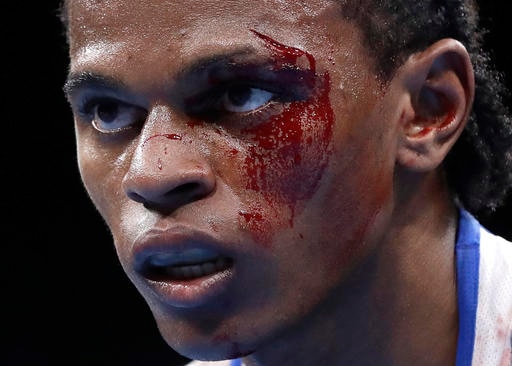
[202,261,216,274]
[148,248,219,267]
[162,257,230,280]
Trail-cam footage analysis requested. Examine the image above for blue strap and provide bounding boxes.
[454,209,481,366]
[230,359,242,366]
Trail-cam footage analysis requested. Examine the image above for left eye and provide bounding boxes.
[221,85,274,113]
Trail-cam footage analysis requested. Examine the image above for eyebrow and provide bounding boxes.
[63,71,127,98]
[177,49,255,78]
[64,48,257,97]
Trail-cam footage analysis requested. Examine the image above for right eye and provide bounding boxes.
[81,98,147,134]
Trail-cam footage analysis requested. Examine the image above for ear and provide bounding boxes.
[395,38,475,172]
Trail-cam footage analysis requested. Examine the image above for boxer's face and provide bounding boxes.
[65,0,399,360]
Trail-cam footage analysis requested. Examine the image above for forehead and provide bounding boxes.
[67,0,338,25]
[67,0,342,54]
[66,0,376,98]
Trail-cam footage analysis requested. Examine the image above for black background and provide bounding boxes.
[5,1,511,365]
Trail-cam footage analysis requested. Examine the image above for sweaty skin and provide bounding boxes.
[65,0,463,365]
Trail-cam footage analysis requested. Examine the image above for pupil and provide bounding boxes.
[97,102,119,123]
[227,85,252,106]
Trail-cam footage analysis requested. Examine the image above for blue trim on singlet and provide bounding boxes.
[454,208,481,366]
[229,359,242,366]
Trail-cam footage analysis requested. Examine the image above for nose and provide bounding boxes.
[122,116,215,215]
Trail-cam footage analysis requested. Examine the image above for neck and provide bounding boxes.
[243,172,459,366]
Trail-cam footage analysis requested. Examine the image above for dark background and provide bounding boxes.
[5,1,511,365]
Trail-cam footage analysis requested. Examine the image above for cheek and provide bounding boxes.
[78,147,102,204]
[77,142,125,227]
[291,97,396,275]
[235,75,335,246]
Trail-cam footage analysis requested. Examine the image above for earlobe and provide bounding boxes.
[396,39,475,172]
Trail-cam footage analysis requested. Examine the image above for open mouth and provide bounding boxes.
[137,249,233,282]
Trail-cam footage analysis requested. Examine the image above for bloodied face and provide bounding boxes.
[65,0,402,360]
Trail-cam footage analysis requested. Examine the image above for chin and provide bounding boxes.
[154,318,256,361]
[164,335,255,362]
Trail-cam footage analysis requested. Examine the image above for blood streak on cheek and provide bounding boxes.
[238,30,334,245]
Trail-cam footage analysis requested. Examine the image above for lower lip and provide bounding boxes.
[144,266,235,308]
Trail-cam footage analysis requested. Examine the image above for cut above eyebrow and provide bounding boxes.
[63,71,128,98]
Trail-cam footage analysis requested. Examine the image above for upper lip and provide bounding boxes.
[131,224,232,278]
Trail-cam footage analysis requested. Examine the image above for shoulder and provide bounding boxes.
[473,225,512,365]
[477,225,512,310]
[477,225,512,311]
[479,225,512,280]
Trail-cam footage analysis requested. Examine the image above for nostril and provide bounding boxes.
[126,181,213,213]
[169,182,204,198]
[160,182,213,208]
[122,152,216,213]
[127,191,146,203]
